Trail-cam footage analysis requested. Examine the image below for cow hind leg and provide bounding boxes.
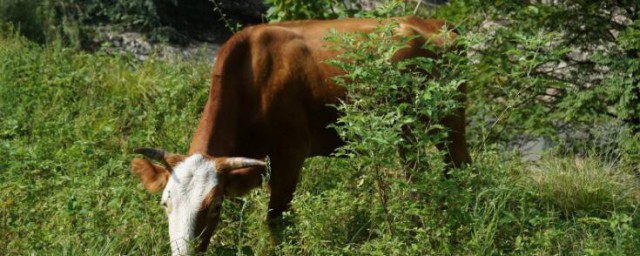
[400,110,472,179]
[437,110,472,177]
[399,125,420,181]
[436,130,471,170]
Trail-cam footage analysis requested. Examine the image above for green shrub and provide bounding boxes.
[265,0,355,22]
[265,0,429,22]
[0,0,80,46]
[309,14,473,254]
[0,0,162,45]
[0,0,57,44]
[444,0,640,166]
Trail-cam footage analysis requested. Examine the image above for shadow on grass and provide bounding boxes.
[210,245,254,256]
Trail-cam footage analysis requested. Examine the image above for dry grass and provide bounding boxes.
[526,157,640,216]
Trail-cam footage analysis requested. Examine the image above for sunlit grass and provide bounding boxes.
[526,157,640,217]
[0,32,210,254]
[1,33,638,255]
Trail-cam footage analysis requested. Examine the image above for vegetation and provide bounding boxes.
[1,0,639,255]
[0,0,257,45]
[458,0,640,166]
[0,0,160,45]
[0,30,211,254]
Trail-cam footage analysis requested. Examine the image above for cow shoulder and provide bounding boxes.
[246,25,316,88]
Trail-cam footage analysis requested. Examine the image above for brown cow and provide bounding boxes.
[131,16,471,255]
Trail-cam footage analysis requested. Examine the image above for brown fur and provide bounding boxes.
[133,16,472,252]
[164,154,187,168]
[188,16,470,216]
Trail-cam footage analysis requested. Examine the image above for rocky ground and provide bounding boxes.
[87,0,455,62]
[88,27,220,63]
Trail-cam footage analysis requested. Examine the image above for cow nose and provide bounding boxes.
[171,240,190,256]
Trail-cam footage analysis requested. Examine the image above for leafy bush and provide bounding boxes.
[265,0,427,22]
[326,22,464,168]
[0,0,159,45]
[264,0,355,21]
[0,0,77,44]
[443,0,640,166]
[301,5,468,249]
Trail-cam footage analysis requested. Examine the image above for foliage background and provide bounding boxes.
[1,0,639,255]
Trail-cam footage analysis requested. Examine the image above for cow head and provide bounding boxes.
[131,148,265,255]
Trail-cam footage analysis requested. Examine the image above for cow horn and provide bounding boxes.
[134,148,166,161]
[218,157,266,171]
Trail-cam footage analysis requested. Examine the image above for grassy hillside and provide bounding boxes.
[1,32,639,255]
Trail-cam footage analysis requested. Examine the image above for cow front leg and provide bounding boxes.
[265,157,304,245]
[266,157,304,222]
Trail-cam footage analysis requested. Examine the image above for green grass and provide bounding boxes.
[1,34,639,255]
[526,157,640,217]
[0,33,210,254]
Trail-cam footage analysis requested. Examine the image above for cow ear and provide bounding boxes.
[215,157,266,172]
[131,158,170,192]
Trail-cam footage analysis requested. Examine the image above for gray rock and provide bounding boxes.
[95,27,219,62]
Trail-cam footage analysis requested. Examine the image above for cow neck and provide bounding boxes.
[189,33,250,157]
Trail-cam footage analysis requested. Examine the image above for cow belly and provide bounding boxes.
[307,107,344,156]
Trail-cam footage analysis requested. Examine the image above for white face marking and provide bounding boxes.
[161,154,219,256]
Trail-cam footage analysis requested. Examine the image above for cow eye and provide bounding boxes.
[161,201,168,208]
